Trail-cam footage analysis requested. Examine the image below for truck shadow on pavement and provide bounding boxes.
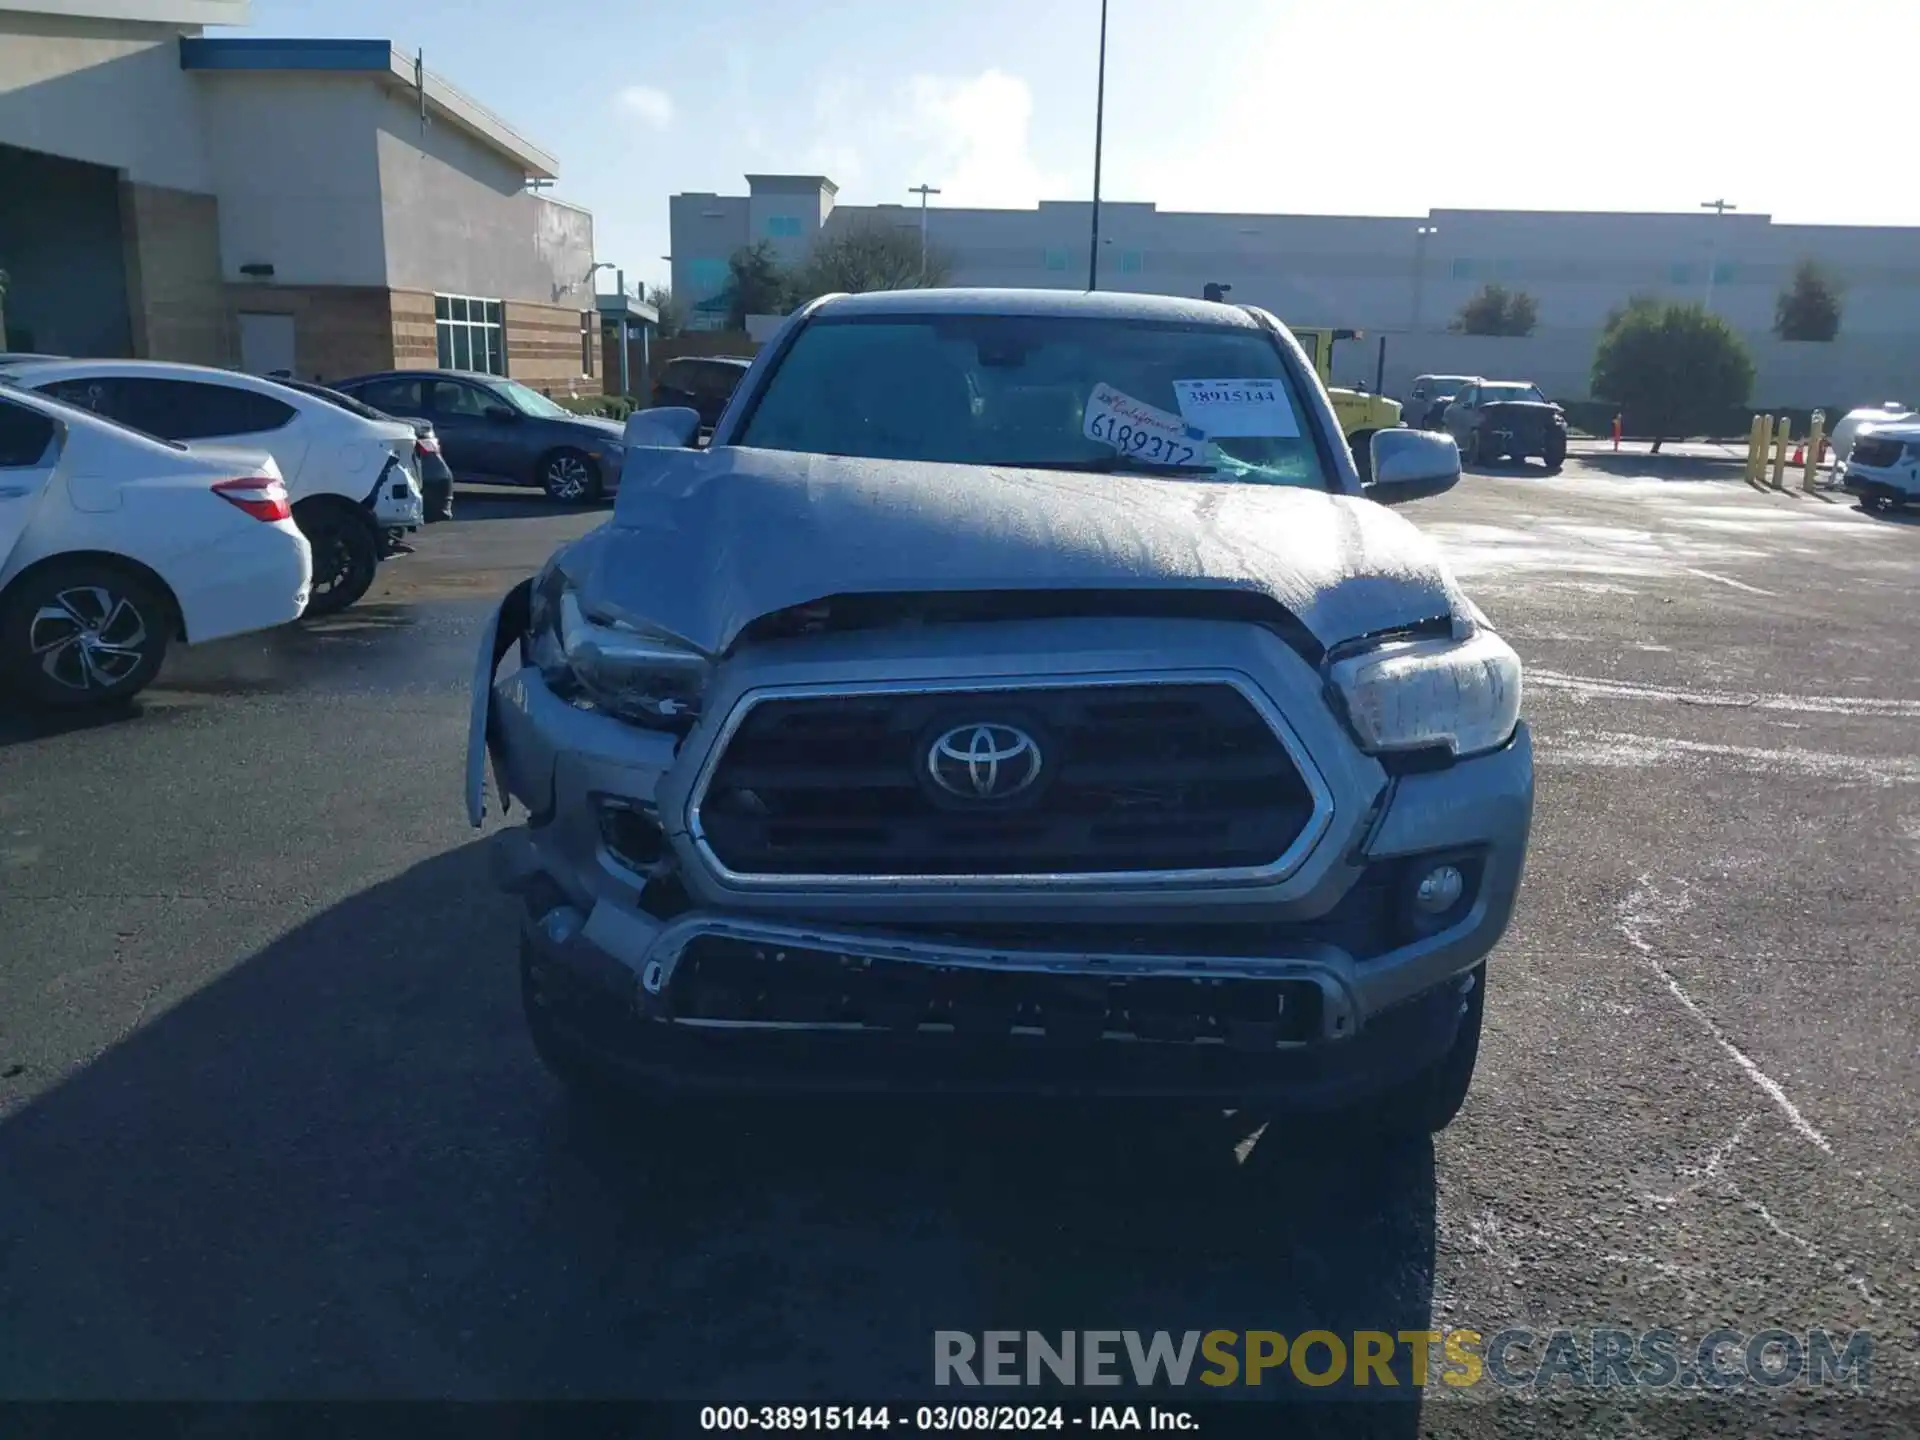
[1566,453,1752,483]
[0,841,1436,1425]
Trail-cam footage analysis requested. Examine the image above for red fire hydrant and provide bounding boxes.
[1612,413,1623,452]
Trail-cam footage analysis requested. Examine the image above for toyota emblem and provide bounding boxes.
[926,723,1043,801]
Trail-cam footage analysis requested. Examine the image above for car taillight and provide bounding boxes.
[212,475,292,523]
[416,435,441,456]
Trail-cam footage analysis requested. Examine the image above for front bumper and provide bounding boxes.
[474,606,1533,1101]
[519,909,1474,1101]
[1842,461,1919,502]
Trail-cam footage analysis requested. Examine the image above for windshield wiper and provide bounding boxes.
[1001,456,1218,476]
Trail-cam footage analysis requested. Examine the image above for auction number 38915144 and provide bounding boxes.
[699,1405,1073,1430]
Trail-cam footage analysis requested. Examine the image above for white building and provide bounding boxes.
[670,175,1920,407]
[1,0,607,391]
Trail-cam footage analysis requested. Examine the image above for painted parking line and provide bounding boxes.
[1537,729,1920,787]
[1528,672,1920,719]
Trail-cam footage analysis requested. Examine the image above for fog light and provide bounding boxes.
[597,795,665,872]
[540,904,584,945]
[1413,864,1465,915]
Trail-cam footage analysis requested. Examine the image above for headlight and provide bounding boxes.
[1326,625,1522,759]
[526,564,710,730]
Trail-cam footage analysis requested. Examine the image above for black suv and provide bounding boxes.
[651,356,752,433]
[333,370,628,503]
[1441,380,1569,471]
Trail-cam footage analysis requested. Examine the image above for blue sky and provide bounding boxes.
[232,0,1913,299]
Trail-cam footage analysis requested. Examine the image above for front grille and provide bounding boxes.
[668,936,1325,1047]
[1851,436,1904,468]
[695,682,1319,878]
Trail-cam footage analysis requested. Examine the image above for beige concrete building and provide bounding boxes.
[0,1,603,392]
[674,175,1920,408]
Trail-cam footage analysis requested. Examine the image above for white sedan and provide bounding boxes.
[6,360,424,616]
[0,385,311,707]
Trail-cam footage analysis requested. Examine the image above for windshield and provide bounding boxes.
[495,379,574,420]
[736,314,1332,490]
[1479,383,1547,404]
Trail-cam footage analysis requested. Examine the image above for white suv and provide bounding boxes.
[1842,422,1920,513]
[7,361,424,615]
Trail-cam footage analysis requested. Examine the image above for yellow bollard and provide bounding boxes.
[1748,414,1773,486]
[1771,417,1792,491]
[1802,409,1826,492]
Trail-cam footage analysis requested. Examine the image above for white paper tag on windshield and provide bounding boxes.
[1082,383,1209,465]
[1171,378,1299,438]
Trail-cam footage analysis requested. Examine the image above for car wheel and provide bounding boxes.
[523,972,631,1121]
[540,449,602,504]
[1360,966,1485,1137]
[1543,435,1567,472]
[1861,491,1893,513]
[0,558,173,708]
[297,501,381,616]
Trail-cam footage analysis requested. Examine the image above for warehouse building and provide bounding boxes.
[0,0,603,392]
[671,174,1920,406]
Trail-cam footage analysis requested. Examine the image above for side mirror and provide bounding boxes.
[484,405,519,422]
[1366,428,1460,504]
[623,405,701,449]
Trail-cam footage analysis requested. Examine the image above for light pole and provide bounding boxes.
[908,183,942,282]
[1411,223,1438,330]
[1700,198,1736,313]
[1087,0,1108,292]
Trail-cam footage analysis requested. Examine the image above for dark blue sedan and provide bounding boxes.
[332,369,628,503]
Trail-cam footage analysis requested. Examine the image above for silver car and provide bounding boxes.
[469,288,1531,1133]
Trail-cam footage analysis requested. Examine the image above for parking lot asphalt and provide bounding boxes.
[0,465,1915,1428]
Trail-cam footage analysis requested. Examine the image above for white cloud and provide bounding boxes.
[903,70,1066,209]
[781,69,1067,210]
[615,85,675,130]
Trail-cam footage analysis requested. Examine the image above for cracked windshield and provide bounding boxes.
[0,0,1911,1435]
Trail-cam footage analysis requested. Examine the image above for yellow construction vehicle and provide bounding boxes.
[1289,326,1403,481]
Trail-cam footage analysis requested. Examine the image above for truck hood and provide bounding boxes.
[1478,401,1562,418]
[1857,420,1920,444]
[569,445,1470,655]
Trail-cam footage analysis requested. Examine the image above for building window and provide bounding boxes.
[1713,261,1738,284]
[688,258,728,291]
[764,215,803,238]
[435,294,505,375]
[581,313,595,376]
[1450,258,1475,281]
[1668,261,1696,285]
[1119,249,1144,275]
[1043,248,1069,272]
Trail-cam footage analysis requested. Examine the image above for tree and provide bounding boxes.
[1591,300,1754,453]
[720,241,795,330]
[791,221,955,301]
[645,284,683,340]
[1774,259,1842,342]
[1453,283,1538,337]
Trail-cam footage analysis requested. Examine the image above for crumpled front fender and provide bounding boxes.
[466,577,533,828]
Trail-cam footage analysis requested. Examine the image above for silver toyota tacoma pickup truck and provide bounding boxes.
[468,288,1532,1133]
